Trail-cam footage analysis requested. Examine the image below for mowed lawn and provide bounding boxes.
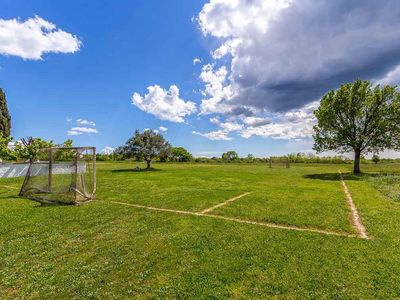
[1,162,400,299]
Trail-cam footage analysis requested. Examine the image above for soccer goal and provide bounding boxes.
[19,147,96,205]
[268,156,290,168]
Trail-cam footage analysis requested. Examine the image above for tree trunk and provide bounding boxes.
[146,159,151,169]
[353,149,361,174]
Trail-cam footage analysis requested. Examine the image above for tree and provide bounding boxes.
[14,137,54,162]
[372,154,380,164]
[55,139,75,161]
[0,89,11,137]
[0,133,15,162]
[246,154,255,162]
[171,147,193,162]
[222,151,238,162]
[313,79,400,173]
[117,129,171,169]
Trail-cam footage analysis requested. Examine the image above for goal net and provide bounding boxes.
[268,156,290,168]
[19,147,96,204]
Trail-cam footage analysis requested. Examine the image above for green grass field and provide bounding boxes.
[1,162,400,299]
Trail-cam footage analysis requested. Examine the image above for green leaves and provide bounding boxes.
[170,147,193,162]
[14,137,54,162]
[0,88,11,138]
[117,129,171,168]
[313,79,400,172]
[313,79,400,154]
[222,151,239,162]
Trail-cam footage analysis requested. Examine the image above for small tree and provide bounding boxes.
[372,154,380,164]
[246,154,255,162]
[313,80,400,174]
[0,88,11,137]
[117,130,171,169]
[14,137,54,162]
[222,151,238,162]
[55,139,75,161]
[171,147,193,162]
[0,133,15,162]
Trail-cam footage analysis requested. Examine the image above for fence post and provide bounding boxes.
[48,148,53,192]
[92,147,96,197]
[269,157,272,168]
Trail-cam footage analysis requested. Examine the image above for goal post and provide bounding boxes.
[19,147,96,205]
[268,156,290,168]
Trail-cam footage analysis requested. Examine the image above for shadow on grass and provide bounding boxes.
[304,172,392,181]
[0,195,21,200]
[304,173,362,181]
[112,168,162,173]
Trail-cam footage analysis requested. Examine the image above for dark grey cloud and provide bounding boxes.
[200,0,400,113]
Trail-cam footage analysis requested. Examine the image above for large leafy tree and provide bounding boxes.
[0,88,11,137]
[313,79,400,173]
[171,147,193,162]
[117,129,171,169]
[222,151,239,162]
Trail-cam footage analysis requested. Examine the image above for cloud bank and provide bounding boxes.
[198,0,400,113]
[192,0,400,140]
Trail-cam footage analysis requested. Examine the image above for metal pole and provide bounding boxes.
[74,150,79,202]
[269,157,272,168]
[48,149,53,192]
[92,147,96,198]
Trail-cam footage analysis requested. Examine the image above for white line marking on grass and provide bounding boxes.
[110,201,359,239]
[339,171,369,239]
[200,192,251,214]
[0,185,20,190]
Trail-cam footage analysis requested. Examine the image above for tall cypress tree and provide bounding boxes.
[0,88,11,137]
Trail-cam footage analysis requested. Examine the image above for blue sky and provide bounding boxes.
[1,0,400,157]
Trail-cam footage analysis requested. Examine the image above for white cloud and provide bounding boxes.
[376,65,400,86]
[67,126,99,136]
[0,15,81,60]
[66,117,72,122]
[242,117,271,127]
[101,146,115,155]
[132,85,197,123]
[193,57,202,65]
[159,126,168,132]
[197,0,290,38]
[199,64,235,115]
[192,130,232,140]
[240,101,318,139]
[67,130,82,136]
[209,116,243,132]
[77,118,96,126]
[193,151,223,157]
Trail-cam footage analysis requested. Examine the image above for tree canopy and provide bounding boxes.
[0,134,15,161]
[0,88,11,137]
[313,79,400,173]
[14,137,54,162]
[117,129,171,169]
[171,147,193,162]
[222,151,239,162]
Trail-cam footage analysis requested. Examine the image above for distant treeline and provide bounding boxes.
[96,151,399,164]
